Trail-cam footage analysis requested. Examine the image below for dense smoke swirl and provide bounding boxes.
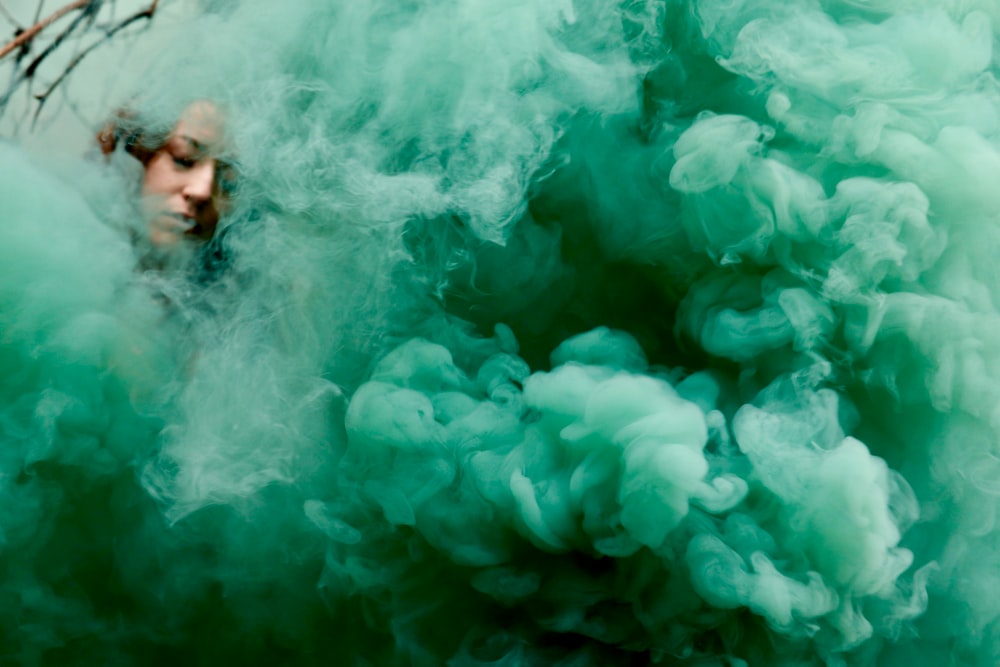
[2,0,1000,665]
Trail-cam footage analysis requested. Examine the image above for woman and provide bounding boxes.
[98,100,235,256]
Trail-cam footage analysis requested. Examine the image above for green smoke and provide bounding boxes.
[2,0,1000,664]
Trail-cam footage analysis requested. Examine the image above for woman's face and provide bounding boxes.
[141,102,229,248]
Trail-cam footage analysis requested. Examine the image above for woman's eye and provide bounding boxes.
[172,155,196,169]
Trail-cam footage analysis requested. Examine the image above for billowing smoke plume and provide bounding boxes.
[2,0,1000,664]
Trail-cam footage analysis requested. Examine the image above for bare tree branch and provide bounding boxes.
[25,5,100,78]
[0,0,164,127]
[0,1,106,117]
[32,0,158,125]
[0,0,91,61]
[0,2,93,109]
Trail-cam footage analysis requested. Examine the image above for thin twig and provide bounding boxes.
[31,0,158,125]
[24,1,97,78]
[0,0,90,60]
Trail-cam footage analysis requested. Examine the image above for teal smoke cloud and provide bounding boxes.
[1,0,1000,664]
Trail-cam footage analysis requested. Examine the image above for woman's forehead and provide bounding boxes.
[173,101,224,149]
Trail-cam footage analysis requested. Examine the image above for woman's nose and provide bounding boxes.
[182,161,216,203]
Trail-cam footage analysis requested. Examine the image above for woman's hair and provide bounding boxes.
[96,110,168,164]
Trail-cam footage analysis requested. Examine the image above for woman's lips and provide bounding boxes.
[166,212,196,230]
[146,210,207,249]
[153,212,200,235]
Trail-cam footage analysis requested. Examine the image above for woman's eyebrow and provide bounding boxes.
[175,135,209,155]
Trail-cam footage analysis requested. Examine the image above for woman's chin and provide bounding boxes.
[137,219,203,272]
[148,213,195,246]
[149,227,184,249]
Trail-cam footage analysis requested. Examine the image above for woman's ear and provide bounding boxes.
[97,119,119,155]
